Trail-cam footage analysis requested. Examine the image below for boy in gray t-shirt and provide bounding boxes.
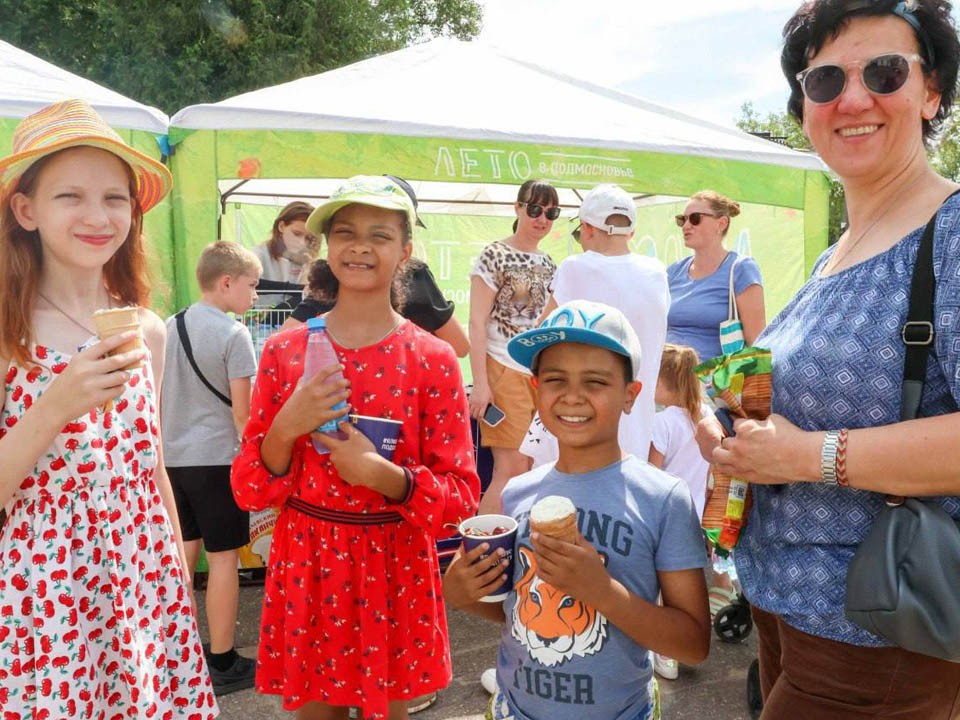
[161,241,261,696]
[445,300,710,720]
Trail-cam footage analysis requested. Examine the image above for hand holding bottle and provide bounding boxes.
[271,363,351,443]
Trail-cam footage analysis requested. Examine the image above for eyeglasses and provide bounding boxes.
[795,53,924,105]
[675,212,718,227]
[571,223,582,243]
[519,202,561,221]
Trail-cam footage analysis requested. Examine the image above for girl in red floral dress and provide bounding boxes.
[0,100,217,718]
[231,176,480,720]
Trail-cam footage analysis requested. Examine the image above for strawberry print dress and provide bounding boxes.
[0,346,218,720]
[232,321,479,719]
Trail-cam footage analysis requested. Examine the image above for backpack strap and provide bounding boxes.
[175,309,232,407]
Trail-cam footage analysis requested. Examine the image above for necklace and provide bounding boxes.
[37,292,101,336]
[326,318,403,349]
[825,174,924,274]
[691,250,730,279]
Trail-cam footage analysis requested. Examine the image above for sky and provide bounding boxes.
[474,0,855,130]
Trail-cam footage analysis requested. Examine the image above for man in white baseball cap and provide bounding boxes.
[519,183,669,467]
[575,183,637,242]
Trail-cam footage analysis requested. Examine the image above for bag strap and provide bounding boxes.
[892,191,960,505]
[901,190,960,421]
[727,253,740,322]
[175,309,232,407]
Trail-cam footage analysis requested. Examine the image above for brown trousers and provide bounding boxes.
[753,606,960,719]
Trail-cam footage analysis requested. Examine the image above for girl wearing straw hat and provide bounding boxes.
[0,100,217,717]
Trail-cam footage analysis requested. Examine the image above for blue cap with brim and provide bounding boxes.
[508,300,643,379]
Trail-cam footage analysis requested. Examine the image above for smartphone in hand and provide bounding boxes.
[715,408,736,437]
[482,404,506,427]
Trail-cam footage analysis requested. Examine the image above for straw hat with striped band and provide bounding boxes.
[0,99,172,213]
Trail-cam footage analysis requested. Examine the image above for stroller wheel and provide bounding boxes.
[746,658,763,719]
[714,601,753,642]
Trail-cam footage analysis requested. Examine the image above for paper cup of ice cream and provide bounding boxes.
[459,514,518,603]
[349,415,403,460]
[530,495,579,543]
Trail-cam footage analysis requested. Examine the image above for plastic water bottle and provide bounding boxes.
[303,317,349,454]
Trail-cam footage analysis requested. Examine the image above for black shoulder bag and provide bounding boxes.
[843,199,960,662]
[174,309,232,407]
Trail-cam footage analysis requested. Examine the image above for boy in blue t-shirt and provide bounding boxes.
[445,300,709,720]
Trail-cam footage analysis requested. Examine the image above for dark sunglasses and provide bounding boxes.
[675,212,718,227]
[519,202,561,221]
[796,53,923,105]
[571,223,582,242]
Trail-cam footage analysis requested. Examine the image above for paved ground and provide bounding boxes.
[203,584,759,719]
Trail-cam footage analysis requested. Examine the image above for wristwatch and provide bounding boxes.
[821,430,841,485]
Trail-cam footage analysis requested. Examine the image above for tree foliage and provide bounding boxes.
[737,100,960,242]
[736,101,845,242]
[0,0,483,114]
[736,101,811,151]
[930,112,960,182]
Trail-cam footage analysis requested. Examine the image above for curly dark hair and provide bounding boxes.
[782,0,959,142]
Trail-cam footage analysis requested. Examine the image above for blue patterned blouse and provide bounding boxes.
[735,194,960,646]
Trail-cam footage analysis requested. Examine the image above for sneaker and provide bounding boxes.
[480,667,498,695]
[653,654,678,681]
[209,653,257,696]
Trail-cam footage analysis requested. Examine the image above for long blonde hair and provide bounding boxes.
[658,343,704,424]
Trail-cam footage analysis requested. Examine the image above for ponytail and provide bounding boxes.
[658,343,704,424]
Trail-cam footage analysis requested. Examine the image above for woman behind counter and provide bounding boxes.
[253,200,318,307]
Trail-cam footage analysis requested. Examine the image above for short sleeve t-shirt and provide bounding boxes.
[735,195,960,646]
[666,252,763,362]
[651,404,712,520]
[497,456,707,720]
[471,241,556,372]
[161,302,257,466]
[550,250,669,459]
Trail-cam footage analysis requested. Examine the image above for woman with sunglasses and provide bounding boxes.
[698,2,960,717]
[665,190,766,364]
[469,180,558,515]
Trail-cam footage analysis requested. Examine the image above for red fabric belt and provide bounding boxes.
[286,497,404,525]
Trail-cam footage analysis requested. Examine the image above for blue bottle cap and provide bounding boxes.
[306,317,327,331]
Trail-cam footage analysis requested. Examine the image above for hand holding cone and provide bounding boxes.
[92,307,142,412]
[530,495,578,543]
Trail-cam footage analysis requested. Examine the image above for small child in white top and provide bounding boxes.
[649,343,710,520]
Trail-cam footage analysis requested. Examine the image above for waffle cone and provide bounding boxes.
[531,513,578,543]
[92,307,143,370]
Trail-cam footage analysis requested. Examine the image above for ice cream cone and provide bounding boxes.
[92,307,142,413]
[92,307,143,371]
[530,495,578,543]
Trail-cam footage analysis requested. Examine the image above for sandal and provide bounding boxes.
[708,586,737,618]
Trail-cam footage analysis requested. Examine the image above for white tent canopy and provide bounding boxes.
[0,39,168,132]
[173,38,823,175]
[168,39,831,308]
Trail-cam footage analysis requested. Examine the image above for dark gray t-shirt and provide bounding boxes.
[161,301,257,466]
